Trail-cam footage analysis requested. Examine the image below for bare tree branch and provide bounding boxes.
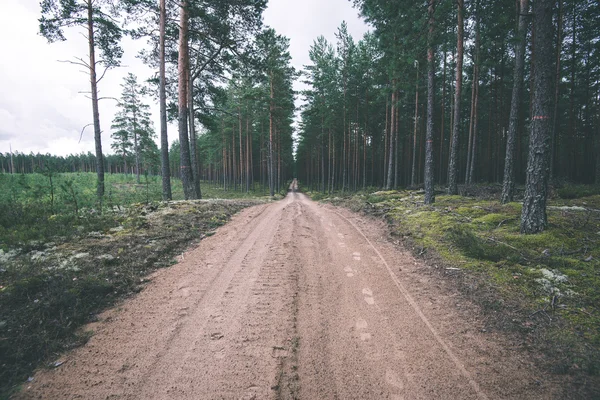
[58,59,89,68]
[79,123,94,143]
[96,65,111,84]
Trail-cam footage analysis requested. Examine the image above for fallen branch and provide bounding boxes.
[486,236,529,261]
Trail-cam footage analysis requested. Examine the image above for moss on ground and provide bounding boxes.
[309,184,600,387]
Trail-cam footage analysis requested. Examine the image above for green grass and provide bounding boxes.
[0,173,282,249]
[0,172,279,398]
[308,184,600,381]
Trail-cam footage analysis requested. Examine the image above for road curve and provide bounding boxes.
[18,185,558,399]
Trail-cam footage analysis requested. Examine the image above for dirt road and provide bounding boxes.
[20,185,559,399]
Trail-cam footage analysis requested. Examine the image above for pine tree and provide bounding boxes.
[521,0,555,234]
[40,0,123,201]
[111,73,157,183]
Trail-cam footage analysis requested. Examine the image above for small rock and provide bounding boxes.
[109,226,124,233]
[96,254,115,262]
[50,360,65,368]
[542,249,551,257]
[72,252,90,260]
[210,332,224,340]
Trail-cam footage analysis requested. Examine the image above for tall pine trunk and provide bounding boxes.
[386,84,395,189]
[550,0,563,183]
[411,65,419,187]
[88,0,104,201]
[439,47,447,183]
[466,5,480,186]
[424,0,435,204]
[447,0,464,195]
[502,0,529,203]
[177,0,196,199]
[269,72,275,197]
[133,104,140,184]
[521,0,554,234]
[465,1,480,185]
[159,0,172,200]
[189,73,201,198]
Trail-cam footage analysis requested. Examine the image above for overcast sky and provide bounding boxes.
[0,0,368,157]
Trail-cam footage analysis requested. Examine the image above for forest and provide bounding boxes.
[1,0,600,397]
[297,0,599,232]
[1,0,595,234]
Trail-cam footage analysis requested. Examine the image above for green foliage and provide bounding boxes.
[111,73,159,178]
[39,0,123,67]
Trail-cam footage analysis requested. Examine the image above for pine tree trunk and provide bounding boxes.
[177,0,196,199]
[159,0,172,200]
[133,105,140,184]
[246,108,250,193]
[238,108,244,190]
[412,66,419,187]
[521,0,554,234]
[465,6,479,186]
[550,0,563,182]
[568,6,576,180]
[383,96,389,187]
[394,96,399,188]
[269,73,275,197]
[88,0,104,201]
[448,0,464,195]
[596,92,600,184]
[232,121,237,191]
[467,6,480,186]
[439,47,447,184]
[468,75,480,185]
[189,73,201,198]
[502,0,529,203]
[424,0,435,205]
[386,85,395,189]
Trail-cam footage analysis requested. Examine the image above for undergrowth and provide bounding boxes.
[0,172,276,398]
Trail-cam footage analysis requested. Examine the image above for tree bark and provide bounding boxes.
[88,0,104,201]
[159,0,172,201]
[386,85,395,189]
[411,64,419,187]
[177,0,197,199]
[189,72,201,198]
[447,0,464,195]
[521,0,554,234]
[467,4,480,186]
[550,0,563,183]
[424,0,435,205]
[133,98,140,184]
[269,72,275,196]
[439,47,446,183]
[502,0,529,203]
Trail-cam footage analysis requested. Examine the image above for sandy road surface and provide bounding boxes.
[19,184,559,399]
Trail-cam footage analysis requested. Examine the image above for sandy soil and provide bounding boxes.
[18,183,563,399]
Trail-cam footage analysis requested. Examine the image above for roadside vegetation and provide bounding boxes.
[303,183,600,394]
[0,172,278,398]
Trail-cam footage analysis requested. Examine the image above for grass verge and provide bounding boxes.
[303,183,600,398]
[0,196,269,399]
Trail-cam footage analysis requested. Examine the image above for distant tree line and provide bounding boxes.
[0,151,159,176]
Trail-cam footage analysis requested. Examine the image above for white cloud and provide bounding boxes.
[0,0,367,157]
